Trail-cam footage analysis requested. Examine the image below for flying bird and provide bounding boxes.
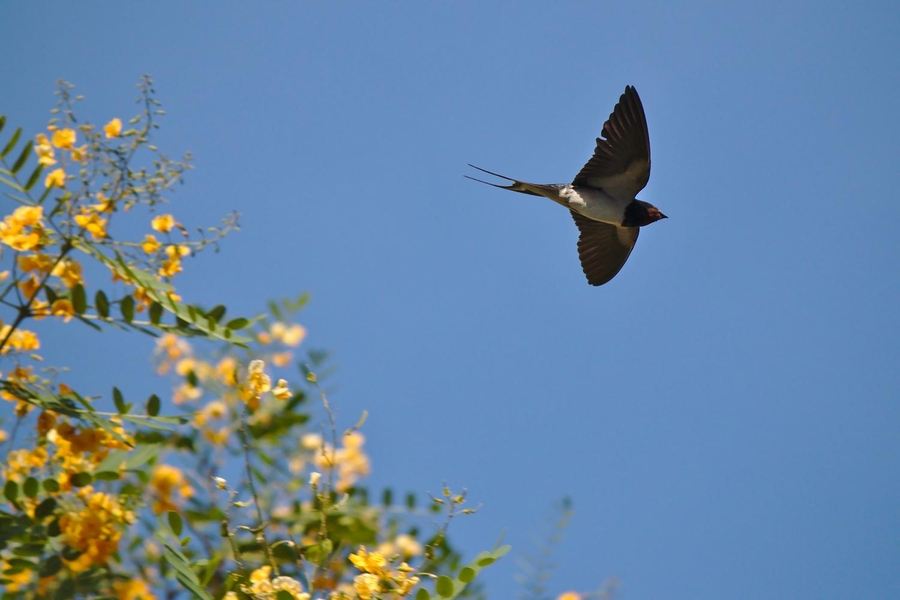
[467,85,665,286]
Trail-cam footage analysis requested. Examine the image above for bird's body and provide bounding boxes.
[467,85,665,286]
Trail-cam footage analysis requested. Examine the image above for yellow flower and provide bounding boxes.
[159,244,190,277]
[52,258,84,288]
[34,133,56,166]
[271,322,307,347]
[51,128,76,150]
[243,360,271,404]
[71,145,88,162]
[104,118,122,138]
[92,192,116,213]
[18,252,54,273]
[353,573,381,600]
[151,214,177,233]
[149,464,194,514]
[17,274,41,300]
[51,299,76,322]
[59,491,133,572]
[44,168,66,188]
[112,579,156,600]
[74,208,108,240]
[0,327,40,354]
[272,379,292,401]
[349,546,387,575]
[141,234,161,254]
[556,593,582,600]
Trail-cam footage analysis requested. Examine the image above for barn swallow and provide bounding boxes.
[467,85,665,286]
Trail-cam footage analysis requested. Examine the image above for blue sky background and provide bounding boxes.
[2,2,899,599]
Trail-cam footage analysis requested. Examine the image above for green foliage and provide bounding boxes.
[0,78,510,600]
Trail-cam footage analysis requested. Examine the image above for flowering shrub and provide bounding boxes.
[0,78,508,600]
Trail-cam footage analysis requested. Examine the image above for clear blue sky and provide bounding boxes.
[2,3,899,599]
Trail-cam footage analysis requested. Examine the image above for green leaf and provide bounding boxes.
[276,592,294,600]
[383,488,393,507]
[0,115,5,134]
[113,386,126,413]
[120,294,135,322]
[69,472,93,487]
[75,242,254,345]
[93,471,121,481]
[167,511,183,537]
[71,284,87,314]
[225,317,249,330]
[95,290,109,318]
[121,414,185,431]
[436,576,454,598]
[24,164,43,191]
[147,393,160,416]
[458,567,475,583]
[23,477,38,498]
[55,576,75,599]
[416,588,431,600]
[42,478,60,493]
[4,481,18,503]
[38,554,62,578]
[207,304,226,323]
[34,497,57,520]
[149,301,163,324]
[271,540,298,561]
[0,126,21,159]
[10,140,31,174]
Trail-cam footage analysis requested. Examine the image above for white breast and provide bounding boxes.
[559,186,629,226]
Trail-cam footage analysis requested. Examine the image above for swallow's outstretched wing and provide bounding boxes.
[570,210,639,286]
[573,85,650,202]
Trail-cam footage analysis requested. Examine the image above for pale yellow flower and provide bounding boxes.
[272,378,292,401]
[44,168,66,188]
[104,118,122,138]
[51,128,76,150]
[141,234,161,254]
[151,214,177,233]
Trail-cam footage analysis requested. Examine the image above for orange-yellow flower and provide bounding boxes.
[104,118,122,138]
[141,234,161,254]
[92,192,116,213]
[18,252,54,273]
[272,379,292,401]
[51,128,76,150]
[349,546,387,575]
[271,322,307,347]
[151,214,177,233]
[556,593,582,600]
[34,133,56,166]
[51,299,76,322]
[52,258,84,288]
[17,274,41,300]
[149,464,194,514]
[112,579,156,600]
[74,208,108,240]
[59,491,133,572]
[0,327,40,354]
[44,168,66,188]
[71,145,88,162]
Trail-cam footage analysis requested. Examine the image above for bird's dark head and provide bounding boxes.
[622,199,667,227]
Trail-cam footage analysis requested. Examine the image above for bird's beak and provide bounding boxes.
[659,212,668,219]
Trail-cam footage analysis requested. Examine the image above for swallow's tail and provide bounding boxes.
[465,164,556,197]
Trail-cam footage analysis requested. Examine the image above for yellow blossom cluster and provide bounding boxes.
[149,464,195,514]
[111,579,156,600]
[0,323,40,355]
[0,205,47,252]
[377,534,424,561]
[230,565,310,600]
[314,431,371,493]
[33,127,91,189]
[349,546,420,599]
[59,489,135,572]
